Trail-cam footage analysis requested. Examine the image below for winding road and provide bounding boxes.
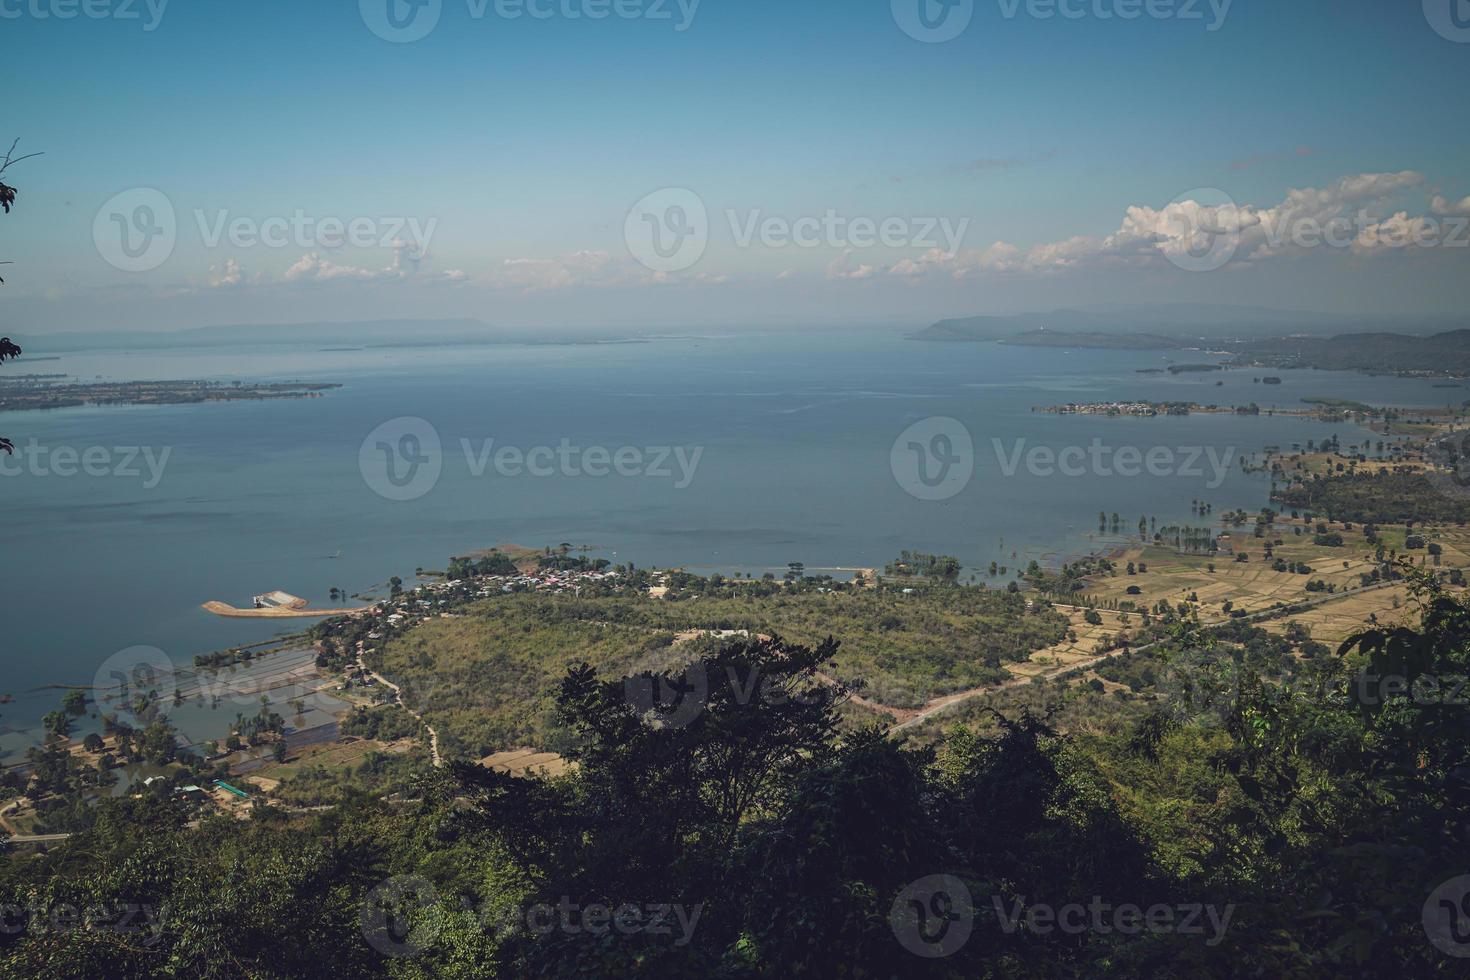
[356,659,443,768]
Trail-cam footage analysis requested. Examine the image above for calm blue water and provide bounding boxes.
[0,328,1457,733]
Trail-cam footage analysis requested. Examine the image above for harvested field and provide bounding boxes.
[480,748,572,778]
[1008,606,1134,679]
[1261,584,1463,646]
[1075,517,1461,623]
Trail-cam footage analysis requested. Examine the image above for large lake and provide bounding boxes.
[1,327,1461,736]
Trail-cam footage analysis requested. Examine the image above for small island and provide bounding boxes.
[1036,400,1266,417]
[0,377,342,413]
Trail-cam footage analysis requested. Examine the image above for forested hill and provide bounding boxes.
[910,305,1468,344]
[912,317,1470,377]
[1230,329,1470,376]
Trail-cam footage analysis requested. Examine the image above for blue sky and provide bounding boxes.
[2,0,1469,333]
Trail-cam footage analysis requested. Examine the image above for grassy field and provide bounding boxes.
[374,586,1070,758]
[254,736,413,783]
[1275,451,1431,479]
[373,608,679,759]
[241,734,428,805]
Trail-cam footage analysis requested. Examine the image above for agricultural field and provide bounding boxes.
[480,748,572,778]
[1007,606,1135,678]
[1078,516,1467,623]
[1259,583,1418,646]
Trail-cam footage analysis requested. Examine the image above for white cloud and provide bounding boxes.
[490,250,625,291]
[283,246,420,283]
[285,252,374,282]
[1351,212,1439,253]
[890,241,1025,278]
[888,171,1444,280]
[825,249,875,281]
[206,258,243,288]
[280,239,429,284]
[1023,235,1101,272]
[483,250,731,291]
[183,171,1459,299]
[1431,194,1470,217]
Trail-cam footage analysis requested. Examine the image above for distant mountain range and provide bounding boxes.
[998,330,1187,350]
[910,305,1470,377]
[912,304,1470,344]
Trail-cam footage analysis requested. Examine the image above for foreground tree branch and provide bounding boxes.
[0,137,38,451]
